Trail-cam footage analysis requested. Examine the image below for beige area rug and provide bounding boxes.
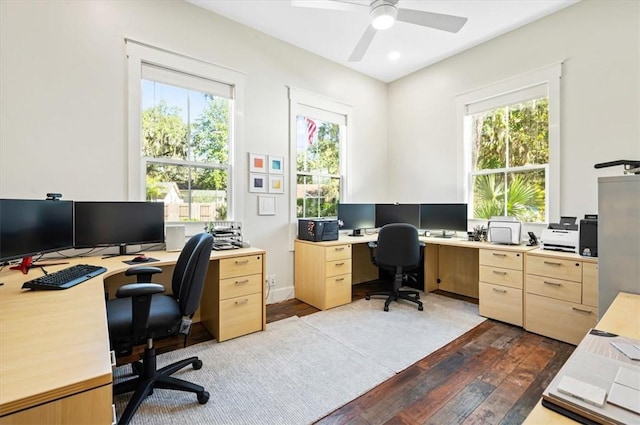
[114,292,485,425]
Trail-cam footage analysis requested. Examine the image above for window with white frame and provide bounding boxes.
[127,41,245,222]
[289,89,350,220]
[458,64,561,223]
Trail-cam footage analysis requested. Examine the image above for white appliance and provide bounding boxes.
[487,217,521,245]
[165,225,186,251]
[598,174,640,318]
[541,228,579,254]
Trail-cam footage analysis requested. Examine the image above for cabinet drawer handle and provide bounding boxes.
[543,281,562,287]
[572,307,592,314]
[235,259,249,265]
[492,288,507,293]
[335,277,345,282]
[492,253,507,257]
[235,299,249,305]
[492,270,507,275]
[543,261,562,266]
[235,279,249,285]
[335,262,345,266]
[334,247,345,251]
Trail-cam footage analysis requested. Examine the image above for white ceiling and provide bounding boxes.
[187,0,579,83]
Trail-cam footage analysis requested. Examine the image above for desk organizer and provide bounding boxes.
[205,221,243,250]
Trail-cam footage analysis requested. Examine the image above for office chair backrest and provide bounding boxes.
[376,223,420,268]
[172,233,214,317]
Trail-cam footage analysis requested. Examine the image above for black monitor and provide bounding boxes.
[338,203,376,237]
[375,204,420,228]
[0,199,74,272]
[74,201,165,256]
[420,203,468,237]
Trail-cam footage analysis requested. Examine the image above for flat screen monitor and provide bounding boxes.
[74,201,165,255]
[375,204,420,228]
[0,199,74,264]
[338,203,376,237]
[420,203,468,237]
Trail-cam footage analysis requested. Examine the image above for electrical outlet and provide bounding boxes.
[267,274,276,287]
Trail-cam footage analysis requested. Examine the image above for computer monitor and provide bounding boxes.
[375,204,420,228]
[74,201,165,256]
[420,203,468,237]
[338,203,376,237]
[0,199,74,272]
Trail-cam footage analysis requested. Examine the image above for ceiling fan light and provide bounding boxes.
[370,3,397,30]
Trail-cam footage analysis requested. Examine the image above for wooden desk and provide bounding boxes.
[523,292,640,424]
[0,247,266,424]
[294,234,534,309]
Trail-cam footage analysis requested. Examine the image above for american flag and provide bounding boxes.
[306,117,317,145]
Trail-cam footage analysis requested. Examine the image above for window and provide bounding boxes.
[126,41,245,222]
[289,88,350,220]
[458,64,561,223]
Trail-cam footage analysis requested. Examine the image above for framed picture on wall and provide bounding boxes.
[269,174,284,194]
[249,153,267,173]
[249,173,268,193]
[268,155,284,174]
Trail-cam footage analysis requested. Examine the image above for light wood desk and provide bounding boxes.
[294,233,535,309]
[0,247,266,424]
[523,292,640,424]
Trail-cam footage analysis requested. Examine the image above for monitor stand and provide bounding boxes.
[428,230,453,238]
[348,229,365,237]
[10,256,33,274]
[101,244,129,259]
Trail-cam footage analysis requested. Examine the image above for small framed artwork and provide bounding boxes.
[249,153,267,173]
[258,195,276,216]
[268,155,284,174]
[269,174,285,194]
[249,173,268,193]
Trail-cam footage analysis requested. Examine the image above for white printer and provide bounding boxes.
[541,217,579,253]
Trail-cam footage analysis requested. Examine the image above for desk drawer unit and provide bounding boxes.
[201,253,265,342]
[525,251,598,345]
[479,248,524,326]
[294,240,353,310]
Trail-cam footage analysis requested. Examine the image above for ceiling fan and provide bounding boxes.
[291,0,468,62]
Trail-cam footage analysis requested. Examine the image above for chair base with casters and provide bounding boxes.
[115,339,209,425]
[366,267,424,312]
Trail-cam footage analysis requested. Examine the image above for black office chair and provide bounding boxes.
[107,232,214,425]
[366,223,424,312]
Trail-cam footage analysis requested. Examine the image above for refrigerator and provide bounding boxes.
[598,174,640,318]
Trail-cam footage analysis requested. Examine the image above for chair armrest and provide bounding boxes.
[367,241,378,266]
[125,266,163,283]
[115,283,165,299]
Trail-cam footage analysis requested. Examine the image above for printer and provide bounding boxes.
[298,219,339,242]
[541,217,579,253]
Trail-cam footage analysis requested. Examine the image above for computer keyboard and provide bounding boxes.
[22,264,107,290]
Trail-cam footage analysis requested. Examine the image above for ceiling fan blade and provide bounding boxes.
[291,0,367,12]
[348,25,377,62]
[396,9,468,33]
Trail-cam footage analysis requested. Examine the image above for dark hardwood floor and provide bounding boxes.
[119,281,575,424]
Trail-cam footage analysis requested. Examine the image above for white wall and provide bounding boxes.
[388,0,640,222]
[0,0,388,302]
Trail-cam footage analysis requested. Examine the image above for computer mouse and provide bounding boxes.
[132,255,148,263]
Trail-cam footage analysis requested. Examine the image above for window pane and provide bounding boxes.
[508,98,548,167]
[472,173,505,219]
[191,95,230,164]
[320,177,340,217]
[506,169,546,223]
[471,108,506,170]
[296,116,340,174]
[146,163,227,221]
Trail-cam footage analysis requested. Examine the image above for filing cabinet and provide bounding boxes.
[201,253,265,342]
[525,249,598,345]
[294,240,352,310]
[478,247,525,326]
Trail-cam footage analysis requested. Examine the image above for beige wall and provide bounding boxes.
[0,0,388,302]
[1,0,639,302]
[387,0,640,222]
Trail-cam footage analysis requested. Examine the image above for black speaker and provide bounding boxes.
[579,217,598,257]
